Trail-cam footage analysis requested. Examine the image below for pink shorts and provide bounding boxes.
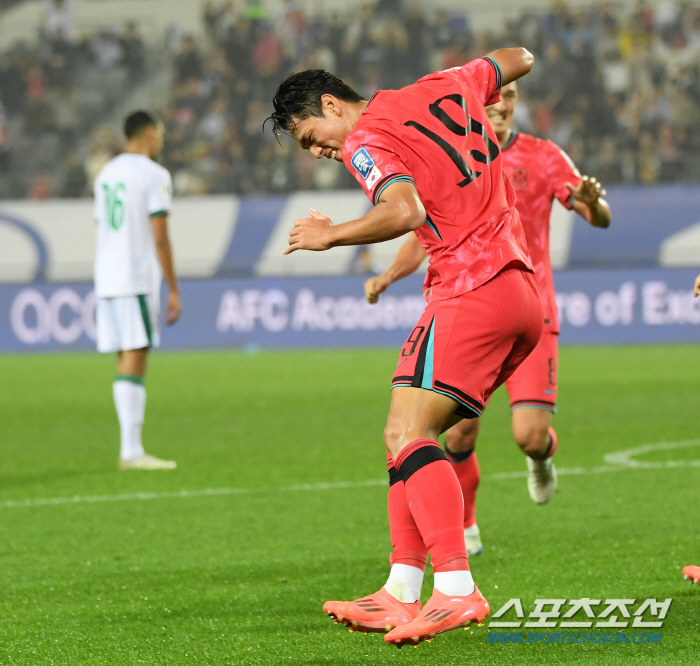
[392,267,544,419]
[506,330,558,412]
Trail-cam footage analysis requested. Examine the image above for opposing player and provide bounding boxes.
[365,81,611,554]
[94,111,181,470]
[267,49,542,645]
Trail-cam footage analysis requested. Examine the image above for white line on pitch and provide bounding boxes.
[0,455,698,509]
[0,479,388,509]
[486,458,700,481]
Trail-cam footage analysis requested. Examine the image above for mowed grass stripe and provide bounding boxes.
[3,448,700,509]
[0,347,699,666]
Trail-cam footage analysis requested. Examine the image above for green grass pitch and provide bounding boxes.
[0,345,699,665]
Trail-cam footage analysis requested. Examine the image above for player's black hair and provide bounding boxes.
[124,110,158,139]
[265,70,364,136]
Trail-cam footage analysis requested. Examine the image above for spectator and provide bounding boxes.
[91,30,124,69]
[658,123,681,181]
[174,36,202,84]
[26,65,46,102]
[48,85,79,147]
[252,29,284,80]
[203,1,222,39]
[0,99,9,174]
[24,97,53,135]
[30,170,53,199]
[44,0,75,40]
[121,22,146,83]
[85,127,119,186]
[199,97,229,143]
[638,131,660,183]
[46,29,75,87]
[60,156,87,197]
[0,49,28,115]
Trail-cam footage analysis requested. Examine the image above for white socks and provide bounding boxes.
[464,524,480,538]
[113,378,146,461]
[434,570,475,597]
[385,565,476,602]
[384,564,424,604]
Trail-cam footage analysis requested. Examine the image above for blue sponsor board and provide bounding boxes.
[1,269,699,353]
[568,185,700,268]
[554,268,700,343]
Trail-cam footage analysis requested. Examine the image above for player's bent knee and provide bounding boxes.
[383,423,400,454]
[445,420,479,453]
[384,387,454,457]
[383,414,413,458]
[383,423,425,459]
[514,425,550,457]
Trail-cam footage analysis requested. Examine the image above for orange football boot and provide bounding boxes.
[683,565,700,584]
[323,587,421,634]
[384,586,490,647]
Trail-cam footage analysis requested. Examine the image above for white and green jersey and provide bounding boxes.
[94,153,172,298]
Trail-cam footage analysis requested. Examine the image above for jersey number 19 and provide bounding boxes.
[404,94,500,187]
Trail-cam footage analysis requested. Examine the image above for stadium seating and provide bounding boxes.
[1,1,700,200]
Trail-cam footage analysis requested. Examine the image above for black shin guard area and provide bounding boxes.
[398,445,447,482]
[444,445,474,464]
[388,466,402,486]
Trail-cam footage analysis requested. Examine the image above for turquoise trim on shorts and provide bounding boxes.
[420,319,435,390]
[510,404,557,414]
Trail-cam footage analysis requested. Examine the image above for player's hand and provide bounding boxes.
[694,274,700,298]
[364,274,392,304]
[283,209,334,254]
[566,175,605,205]
[165,291,181,325]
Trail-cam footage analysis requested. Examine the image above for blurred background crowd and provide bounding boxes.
[1,0,700,199]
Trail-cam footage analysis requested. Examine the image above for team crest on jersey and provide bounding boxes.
[513,167,528,189]
[351,146,375,179]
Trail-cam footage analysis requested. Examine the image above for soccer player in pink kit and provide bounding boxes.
[365,81,611,554]
[268,50,541,645]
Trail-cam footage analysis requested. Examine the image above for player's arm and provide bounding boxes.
[365,233,427,304]
[567,176,612,229]
[151,214,181,324]
[486,47,534,85]
[283,181,425,254]
[694,274,700,298]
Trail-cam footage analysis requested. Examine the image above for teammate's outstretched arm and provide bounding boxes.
[486,47,535,86]
[284,181,425,254]
[566,175,612,229]
[365,233,427,303]
[694,274,700,297]
[152,215,181,324]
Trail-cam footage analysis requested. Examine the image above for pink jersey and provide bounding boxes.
[343,57,533,302]
[501,132,582,334]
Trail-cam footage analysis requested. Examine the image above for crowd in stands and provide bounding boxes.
[0,0,147,198]
[2,0,700,198]
[159,0,700,195]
